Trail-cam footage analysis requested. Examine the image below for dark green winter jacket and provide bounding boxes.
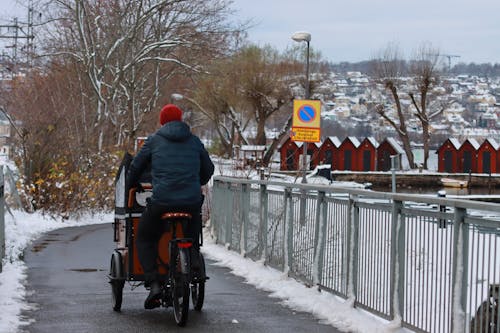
[127,121,214,207]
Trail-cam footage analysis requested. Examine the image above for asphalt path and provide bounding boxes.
[22,223,342,332]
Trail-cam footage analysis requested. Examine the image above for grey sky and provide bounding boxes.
[230,0,500,64]
[1,0,498,64]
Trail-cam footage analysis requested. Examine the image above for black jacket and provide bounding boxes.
[127,121,214,207]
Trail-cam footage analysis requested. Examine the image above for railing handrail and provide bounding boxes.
[214,175,500,213]
[211,175,500,333]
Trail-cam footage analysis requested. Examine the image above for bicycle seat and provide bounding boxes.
[160,212,192,220]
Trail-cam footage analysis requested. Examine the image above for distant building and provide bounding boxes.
[338,137,360,171]
[436,138,461,173]
[477,138,499,174]
[319,136,341,170]
[358,137,378,171]
[457,138,480,173]
[377,138,404,171]
[279,138,301,171]
[0,109,11,157]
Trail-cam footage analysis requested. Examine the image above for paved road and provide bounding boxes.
[22,224,342,332]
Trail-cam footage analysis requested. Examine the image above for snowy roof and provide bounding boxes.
[344,136,360,148]
[326,136,341,147]
[363,137,379,148]
[0,109,9,122]
[384,137,405,155]
[482,138,499,150]
[463,138,480,150]
[240,145,266,152]
[449,138,461,150]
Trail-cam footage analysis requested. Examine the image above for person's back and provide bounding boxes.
[127,104,214,309]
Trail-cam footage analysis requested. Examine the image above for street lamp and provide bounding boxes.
[291,31,311,183]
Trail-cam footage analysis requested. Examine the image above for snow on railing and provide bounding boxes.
[210,176,500,333]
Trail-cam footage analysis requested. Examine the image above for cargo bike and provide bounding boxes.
[108,153,207,326]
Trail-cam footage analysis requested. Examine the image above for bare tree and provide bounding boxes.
[42,0,238,150]
[178,44,307,162]
[371,42,446,169]
[408,43,447,169]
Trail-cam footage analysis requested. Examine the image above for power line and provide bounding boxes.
[0,0,36,68]
[441,54,461,71]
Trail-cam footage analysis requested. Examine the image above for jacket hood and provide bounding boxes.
[156,121,191,142]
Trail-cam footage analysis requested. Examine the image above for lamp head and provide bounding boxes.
[291,31,311,43]
[170,93,184,101]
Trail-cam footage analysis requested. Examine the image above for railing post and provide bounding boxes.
[224,182,233,249]
[346,194,359,305]
[283,188,294,274]
[451,207,468,333]
[0,165,4,273]
[240,183,249,256]
[390,199,405,326]
[313,191,327,286]
[211,180,220,242]
[259,184,269,263]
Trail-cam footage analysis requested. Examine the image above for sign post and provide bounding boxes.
[291,99,321,182]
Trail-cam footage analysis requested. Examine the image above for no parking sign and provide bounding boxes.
[291,99,321,142]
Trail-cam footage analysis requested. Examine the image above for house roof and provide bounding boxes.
[326,136,341,147]
[362,137,379,148]
[383,137,405,155]
[482,138,500,150]
[240,145,266,152]
[448,138,461,150]
[462,138,480,150]
[342,136,360,148]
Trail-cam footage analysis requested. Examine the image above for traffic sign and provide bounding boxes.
[293,100,321,128]
[292,99,321,143]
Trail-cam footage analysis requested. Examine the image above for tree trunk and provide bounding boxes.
[255,115,267,145]
[422,121,430,169]
[262,115,293,166]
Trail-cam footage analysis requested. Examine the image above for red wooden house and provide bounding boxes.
[279,138,301,171]
[305,142,322,170]
[436,138,461,173]
[358,137,378,171]
[338,137,360,171]
[477,138,499,174]
[377,138,404,171]
[319,136,341,170]
[457,138,480,173]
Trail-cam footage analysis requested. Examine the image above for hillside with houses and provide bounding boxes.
[312,70,500,147]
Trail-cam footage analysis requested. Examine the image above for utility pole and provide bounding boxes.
[0,0,36,68]
[441,54,461,71]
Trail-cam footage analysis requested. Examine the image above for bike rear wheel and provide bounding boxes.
[109,254,124,312]
[172,248,190,326]
[191,253,206,311]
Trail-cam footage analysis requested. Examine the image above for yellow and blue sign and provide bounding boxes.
[291,99,321,142]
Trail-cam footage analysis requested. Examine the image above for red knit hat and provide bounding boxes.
[159,104,183,125]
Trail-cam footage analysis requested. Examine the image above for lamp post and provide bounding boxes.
[291,31,311,183]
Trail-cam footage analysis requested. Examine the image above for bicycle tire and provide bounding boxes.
[191,253,205,311]
[172,248,190,326]
[109,255,124,312]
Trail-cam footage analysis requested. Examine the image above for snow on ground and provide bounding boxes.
[0,158,420,332]
[202,234,410,333]
[0,210,113,333]
[0,209,411,333]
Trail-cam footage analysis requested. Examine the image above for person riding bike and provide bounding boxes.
[127,104,214,309]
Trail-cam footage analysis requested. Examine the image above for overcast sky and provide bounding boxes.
[230,0,500,64]
[1,0,498,64]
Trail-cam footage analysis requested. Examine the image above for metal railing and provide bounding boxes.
[0,165,5,273]
[210,176,500,333]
